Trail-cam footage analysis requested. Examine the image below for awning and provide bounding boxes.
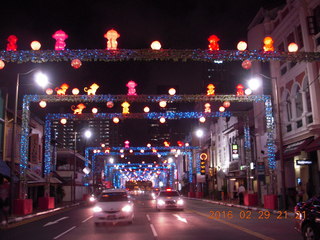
[279,137,314,159]
[27,169,46,184]
[305,137,320,152]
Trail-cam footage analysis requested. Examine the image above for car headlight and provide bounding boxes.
[157,199,165,205]
[93,206,102,213]
[177,199,184,205]
[122,205,133,212]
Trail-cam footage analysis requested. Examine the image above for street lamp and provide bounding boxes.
[10,69,48,209]
[248,74,286,209]
[73,129,92,203]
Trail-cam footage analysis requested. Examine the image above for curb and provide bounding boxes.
[188,198,295,218]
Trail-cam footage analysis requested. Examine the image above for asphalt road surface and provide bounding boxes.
[1,195,302,240]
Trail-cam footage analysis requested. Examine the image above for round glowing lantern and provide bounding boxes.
[46,88,53,95]
[60,118,67,125]
[223,101,231,108]
[0,60,5,70]
[168,88,176,95]
[39,101,47,108]
[288,43,298,53]
[106,101,114,108]
[159,117,166,123]
[71,59,82,69]
[241,59,252,70]
[143,106,150,113]
[92,108,98,114]
[219,106,225,112]
[151,41,161,50]
[147,143,151,148]
[159,101,167,108]
[199,117,206,123]
[237,41,247,51]
[113,117,120,124]
[72,88,80,95]
[31,41,41,50]
[245,88,253,95]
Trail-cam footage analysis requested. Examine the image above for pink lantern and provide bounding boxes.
[104,29,120,50]
[124,140,130,148]
[223,101,231,108]
[0,60,5,70]
[7,35,18,51]
[71,59,82,69]
[241,59,252,70]
[52,30,68,50]
[106,101,114,108]
[126,80,137,96]
[46,88,53,95]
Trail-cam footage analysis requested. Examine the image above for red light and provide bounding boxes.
[166,188,172,192]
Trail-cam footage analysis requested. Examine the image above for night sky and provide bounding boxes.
[0,0,285,146]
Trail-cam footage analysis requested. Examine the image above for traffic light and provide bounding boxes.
[200,152,207,175]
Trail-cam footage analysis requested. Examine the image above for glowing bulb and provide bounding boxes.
[288,43,298,52]
[147,143,151,148]
[151,41,161,50]
[168,88,176,95]
[160,117,166,123]
[92,108,98,114]
[237,41,247,51]
[31,41,41,50]
[39,101,47,108]
[72,88,80,95]
[60,118,67,124]
[113,117,120,124]
[159,101,167,108]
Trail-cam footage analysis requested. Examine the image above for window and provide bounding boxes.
[304,78,312,112]
[295,86,303,117]
[296,25,304,48]
[286,94,292,121]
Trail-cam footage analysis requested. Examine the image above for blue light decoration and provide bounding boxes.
[0,49,319,64]
[244,126,251,149]
[21,94,275,178]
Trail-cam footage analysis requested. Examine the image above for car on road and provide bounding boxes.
[294,194,320,240]
[151,188,160,200]
[92,189,134,225]
[156,189,184,211]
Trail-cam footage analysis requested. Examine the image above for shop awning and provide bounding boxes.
[279,137,314,159]
[305,137,320,152]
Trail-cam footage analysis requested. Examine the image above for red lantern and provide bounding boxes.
[71,59,82,69]
[223,101,231,108]
[208,35,220,50]
[241,60,252,70]
[7,35,18,51]
[0,60,5,70]
[106,101,114,108]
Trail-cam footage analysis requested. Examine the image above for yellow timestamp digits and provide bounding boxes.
[209,210,234,219]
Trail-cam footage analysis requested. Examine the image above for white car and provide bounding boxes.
[156,189,184,211]
[93,189,134,225]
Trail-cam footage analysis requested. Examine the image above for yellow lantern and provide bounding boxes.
[159,117,166,123]
[168,88,176,95]
[288,43,298,52]
[143,106,150,113]
[60,118,67,124]
[113,117,120,124]
[0,60,5,70]
[199,117,206,123]
[219,106,225,112]
[92,108,98,114]
[159,101,167,108]
[237,41,247,51]
[151,41,161,50]
[72,88,80,95]
[46,88,53,95]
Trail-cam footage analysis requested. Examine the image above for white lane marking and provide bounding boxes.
[44,216,69,227]
[173,214,188,223]
[82,216,93,223]
[53,226,76,239]
[146,214,151,222]
[150,224,158,238]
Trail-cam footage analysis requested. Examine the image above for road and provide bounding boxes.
[1,195,302,240]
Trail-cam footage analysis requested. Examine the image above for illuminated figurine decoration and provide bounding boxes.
[208,35,220,50]
[263,36,274,52]
[204,103,211,113]
[236,84,244,96]
[126,80,137,96]
[121,101,130,114]
[55,83,69,95]
[207,84,215,95]
[52,30,68,50]
[177,141,184,147]
[124,140,130,148]
[7,35,18,51]
[71,103,86,114]
[84,83,99,95]
[104,29,120,50]
[164,141,170,147]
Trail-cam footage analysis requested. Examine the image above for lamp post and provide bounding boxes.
[248,74,286,209]
[10,69,48,212]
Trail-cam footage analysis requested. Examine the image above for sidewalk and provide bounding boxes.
[1,202,81,228]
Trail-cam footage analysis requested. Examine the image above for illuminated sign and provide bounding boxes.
[232,144,239,160]
[296,160,312,165]
[200,152,207,175]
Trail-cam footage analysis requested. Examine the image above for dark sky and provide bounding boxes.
[0,0,285,146]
